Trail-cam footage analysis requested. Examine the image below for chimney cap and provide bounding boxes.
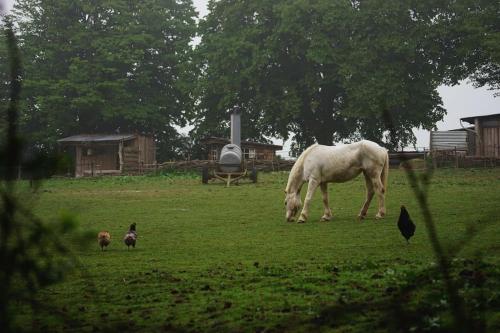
[232,106,241,114]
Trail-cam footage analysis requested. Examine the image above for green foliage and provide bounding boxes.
[194,0,499,150]
[9,0,197,157]
[0,34,7,141]
[463,1,500,94]
[11,168,500,331]
[5,0,498,156]
[0,22,93,332]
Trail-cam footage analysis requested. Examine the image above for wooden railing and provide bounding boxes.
[158,159,296,172]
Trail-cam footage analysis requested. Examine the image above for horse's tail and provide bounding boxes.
[381,149,389,194]
[285,144,317,193]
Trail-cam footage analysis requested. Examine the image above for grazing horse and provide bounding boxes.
[284,140,389,223]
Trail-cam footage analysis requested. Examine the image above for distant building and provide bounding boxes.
[201,137,283,161]
[429,129,471,154]
[58,134,156,177]
[460,113,500,158]
[430,113,500,158]
[428,113,500,168]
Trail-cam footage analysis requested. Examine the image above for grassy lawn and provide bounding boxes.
[16,168,500,332]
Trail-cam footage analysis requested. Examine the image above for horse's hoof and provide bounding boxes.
[320,216,331,222]
[375,213,385,219]
[358,215,366,220]
[297,219,306,224]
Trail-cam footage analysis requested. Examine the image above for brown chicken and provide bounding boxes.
[98,231,111,251]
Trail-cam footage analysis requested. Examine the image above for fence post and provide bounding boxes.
[423,149,427,170]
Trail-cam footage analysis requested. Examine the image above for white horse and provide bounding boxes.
[284,140,389,223]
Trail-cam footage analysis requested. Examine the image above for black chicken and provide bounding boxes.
[398,205,415,243]
[124,223,137,250]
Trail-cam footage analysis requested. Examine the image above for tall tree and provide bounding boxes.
[458,0,500,94]
[0,25,9,140]
[10,0,197,159]
[194,0,499,151]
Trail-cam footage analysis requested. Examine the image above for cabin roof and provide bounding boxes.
[449,126,474,131]
[202,137,283,150]
[58,134,136,144]
[461,113,500,124]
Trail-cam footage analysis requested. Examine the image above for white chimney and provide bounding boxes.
[230,108,241,147]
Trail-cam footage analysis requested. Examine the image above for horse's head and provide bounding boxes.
[284,190,301,222]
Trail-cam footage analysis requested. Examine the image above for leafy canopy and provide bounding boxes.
[194,0,499,151]
[9,0,197,160]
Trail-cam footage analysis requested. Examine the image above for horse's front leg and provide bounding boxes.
[298,178,319,223]
[320,182,332,221]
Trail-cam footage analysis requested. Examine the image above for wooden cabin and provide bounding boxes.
[460,113,500,158]
[201,137,283,161]
[58,134,156,177]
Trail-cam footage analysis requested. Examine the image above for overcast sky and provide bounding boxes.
[2,0,499,149]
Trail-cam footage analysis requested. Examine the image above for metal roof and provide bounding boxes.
[58,134,136,144]
[202,137,283,150]
[461,113,500,124]
[449,126,474,131]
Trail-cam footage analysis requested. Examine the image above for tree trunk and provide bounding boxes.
[314,117,335,145]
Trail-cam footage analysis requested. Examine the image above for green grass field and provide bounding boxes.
[17,168,500,332]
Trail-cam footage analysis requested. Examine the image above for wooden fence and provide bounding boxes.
[157,159,296,173]
[431,149,500,168]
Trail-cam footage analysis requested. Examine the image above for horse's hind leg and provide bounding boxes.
[320,182,332,221]
[298,178,319,223]
[373,177,386,219]
[358,171,374,219]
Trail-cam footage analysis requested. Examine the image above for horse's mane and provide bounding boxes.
[285,143,318,193]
